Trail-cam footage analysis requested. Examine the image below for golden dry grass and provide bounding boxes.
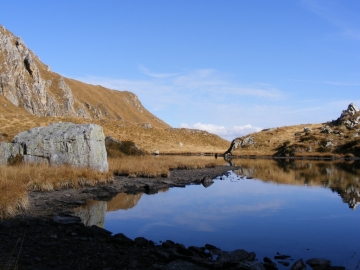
[0,164,113,220]
[109,156,228,178]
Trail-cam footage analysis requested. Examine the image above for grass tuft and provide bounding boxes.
[0,163,113,220]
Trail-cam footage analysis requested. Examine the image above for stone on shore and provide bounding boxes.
[10,122,108,172]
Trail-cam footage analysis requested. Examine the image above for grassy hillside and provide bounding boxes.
[0,112,229,154]
[230,120,360,158]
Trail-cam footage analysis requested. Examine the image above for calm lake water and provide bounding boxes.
[74,158,360,268]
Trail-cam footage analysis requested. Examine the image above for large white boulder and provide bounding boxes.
[13,122,108,172]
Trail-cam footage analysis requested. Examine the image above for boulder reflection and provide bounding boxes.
[230,158,360,210]
[73,188,169,227]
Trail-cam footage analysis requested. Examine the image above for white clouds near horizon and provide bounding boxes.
[180,123,262,141]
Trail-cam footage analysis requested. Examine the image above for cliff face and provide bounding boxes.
[0,25,87,117]
[0,25,169,128]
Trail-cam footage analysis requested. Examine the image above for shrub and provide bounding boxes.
[317,147,330,153]
[300,135,317,142]
[106,140,144,157]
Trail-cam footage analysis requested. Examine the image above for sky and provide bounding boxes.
[2,0,360,141]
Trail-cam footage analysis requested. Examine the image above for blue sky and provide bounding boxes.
[2,0,360,140]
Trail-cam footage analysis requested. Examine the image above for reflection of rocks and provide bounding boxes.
[201,176,214,188]
[233,167,256,178]
[332,186,360,210]
[107,192,143,211]
[73,200,106,227]
[73,192,143,227]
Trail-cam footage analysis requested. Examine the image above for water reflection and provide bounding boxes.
[73,189,169,227]
[73,200,106,227]
[229,159,360,209]
[72,159,360,268]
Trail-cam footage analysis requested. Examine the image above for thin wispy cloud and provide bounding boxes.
[302,0,360,40]
[79,69,284,114]
[139,65,181,79]
[289,79,360,87]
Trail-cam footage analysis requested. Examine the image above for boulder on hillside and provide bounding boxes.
[341,103,359,118]
[7,122,109,172]
[332,103,360,127]
[224,136,255,156]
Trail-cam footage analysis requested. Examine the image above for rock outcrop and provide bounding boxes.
[0,26,89,118]
[341,103,359,118]
[224,136,255,156]
[0,122,108,172]
[332,103,360,128]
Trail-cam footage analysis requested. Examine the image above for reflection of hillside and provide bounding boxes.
[107,188,169,212]
[107,193,143,212]
[230,159,360,209]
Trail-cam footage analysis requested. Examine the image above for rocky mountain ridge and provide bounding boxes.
[0,24,168,127]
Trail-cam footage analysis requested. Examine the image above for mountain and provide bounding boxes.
[226,103,360,158]
[0,25,168,127]
[0,24,229,154]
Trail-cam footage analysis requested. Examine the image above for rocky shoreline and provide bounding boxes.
[0,166,345,269]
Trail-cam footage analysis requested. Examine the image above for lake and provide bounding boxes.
[74,158,360,269]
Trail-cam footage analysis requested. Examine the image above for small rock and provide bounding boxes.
[90,225,112,236]
[306,258,331,269]
[291,259,307,270]
[112,233,134,245]
[279,261,290,267]
[188,246,210,258]
[328,267,345,270]
[53,216,82,225]
[175,244,193,256]
[263,262,278,270]
[162,240,175,248]
[134,237,149,246]
[264,257,275,264]
[205,243,221,251]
